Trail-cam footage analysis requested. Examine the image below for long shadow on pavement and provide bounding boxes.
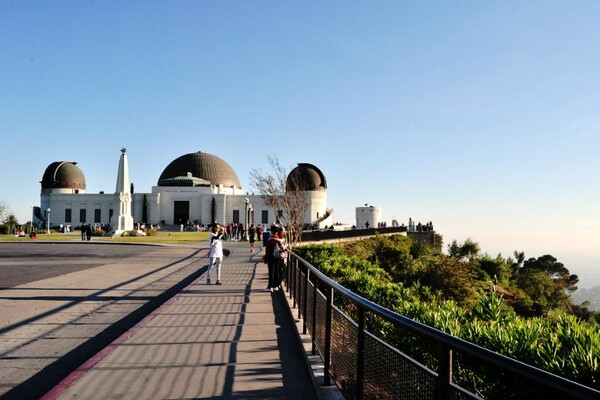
[2,255,208,400]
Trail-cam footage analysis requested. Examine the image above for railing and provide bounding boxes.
[301,226,406,243]
[284,251,600,400]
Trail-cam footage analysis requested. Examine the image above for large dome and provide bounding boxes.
[158,151,241,188]
[286,163,327,191]
[41,161,86,191]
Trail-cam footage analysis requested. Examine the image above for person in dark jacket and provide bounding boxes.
[264,227,287,292]
[248,224,256,252]
[85,224,92,241]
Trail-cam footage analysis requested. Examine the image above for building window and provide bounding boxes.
[233,210,240,223]
[65,209,72,223]
[262,210,268,224]
[80,209,86,223]
[109,209,113,221]
[94,209,101,223]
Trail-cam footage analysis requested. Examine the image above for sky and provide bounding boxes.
[1,2,599,288]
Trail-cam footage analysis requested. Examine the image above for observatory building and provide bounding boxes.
[37,149,331,232]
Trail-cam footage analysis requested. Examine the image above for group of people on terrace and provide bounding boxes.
[220,222,266,242]
[205,221,287,293]
[408,218,434,232]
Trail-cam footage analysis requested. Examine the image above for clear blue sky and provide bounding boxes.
[1,2,599,287]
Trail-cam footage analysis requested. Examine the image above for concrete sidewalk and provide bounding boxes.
[45,241,321,400]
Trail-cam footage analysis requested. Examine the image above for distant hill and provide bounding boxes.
[571,286,600,311]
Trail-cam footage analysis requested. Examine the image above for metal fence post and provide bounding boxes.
[437,344,452,400]
[303,269,310,334]
[356,305,365,400]
[324,285,334,386]
[291,257,296,306]
[311,276,318,355]
[297,262,303,320]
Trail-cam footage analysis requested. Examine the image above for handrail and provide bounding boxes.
[288,251,600,400]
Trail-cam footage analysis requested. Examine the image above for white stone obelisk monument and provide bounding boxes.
[110,148,134,236]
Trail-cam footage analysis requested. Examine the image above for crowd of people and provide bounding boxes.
[218,222,266,242]
[408,218,434,232]
[204,222,287,293]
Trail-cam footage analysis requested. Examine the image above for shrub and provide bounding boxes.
[419,254,479,309]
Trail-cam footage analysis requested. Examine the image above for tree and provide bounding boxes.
[3,214,19,234]
[515,269,554,315]
[0,201,7,222]
[419,254,478,308]
[249,155,309,247]
[433,233,444,251]
[517,255,579,312]
[506,250,525,279]
[448,238,480,261]
[477,254,512,286]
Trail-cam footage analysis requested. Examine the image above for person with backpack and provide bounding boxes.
[264,227,287,292]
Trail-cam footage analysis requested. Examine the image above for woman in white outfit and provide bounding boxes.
[207,224,224,285]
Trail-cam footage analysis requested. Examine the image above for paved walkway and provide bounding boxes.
[37,241,321,400]
[0,241,324,400]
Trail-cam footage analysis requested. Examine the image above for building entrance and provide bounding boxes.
[173,201,190,225]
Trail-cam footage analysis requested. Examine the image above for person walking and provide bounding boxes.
[248,224,256,252]
[233,223,239,241]
[81,223,86,241]
[239,223,245,241]
[264,227,287,292]
[207,224,224,285]
[85,224,92,241]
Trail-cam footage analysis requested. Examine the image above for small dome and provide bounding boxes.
[41,161,86,191]
[286,163,327,191]
[158,152,241,188]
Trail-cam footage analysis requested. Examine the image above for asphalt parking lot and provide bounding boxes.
[0,242,162,288]
[0,242,208,399]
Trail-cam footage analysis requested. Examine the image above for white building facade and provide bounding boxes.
[355,205,382,229]
[38,151,331,231]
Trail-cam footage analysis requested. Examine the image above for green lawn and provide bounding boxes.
[0,231,211,244]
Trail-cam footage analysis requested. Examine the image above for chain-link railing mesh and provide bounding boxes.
[298,270,306,320]
[363,332,437,400]
[452,353,560,400]
[313,290,327,356]
[330,307,359,399]
[305,280,315,336]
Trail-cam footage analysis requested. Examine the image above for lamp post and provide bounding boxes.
[248,204,253,227]
[46,208,51,234]
[244,198,249,241]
